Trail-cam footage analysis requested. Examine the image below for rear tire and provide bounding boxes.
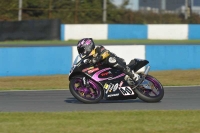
[69,75,104,104]
[134,75,164,103]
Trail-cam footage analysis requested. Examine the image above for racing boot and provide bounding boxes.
[113,63,140,86]
[124,66,140,86]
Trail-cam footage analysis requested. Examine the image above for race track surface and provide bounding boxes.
[0,86,200,112]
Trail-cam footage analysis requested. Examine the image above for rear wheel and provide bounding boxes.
[134,74,164,102]
[69,75,103,103]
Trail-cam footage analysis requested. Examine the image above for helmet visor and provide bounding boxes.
[78,47,85,54]
[78,47,86,58]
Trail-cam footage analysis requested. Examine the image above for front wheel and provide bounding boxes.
[134,74,164,103]
[69,75,104,104]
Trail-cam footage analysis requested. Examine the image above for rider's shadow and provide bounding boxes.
[64,97,144,104]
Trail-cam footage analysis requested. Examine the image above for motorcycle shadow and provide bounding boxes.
[64,97,145,104]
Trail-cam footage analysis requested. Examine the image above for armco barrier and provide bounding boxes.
[0,46,72,76]
[145,45,200,70]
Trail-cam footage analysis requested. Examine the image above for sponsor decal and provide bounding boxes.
[107,93,119,97]
[119,86,134,96]
[119,81,123,87]
[104,83,118,94]
[101,71,112,76]
[82,67,94,72]
[85,40,91,45]
[88,68,99,74]
[103,83,109,89]
[101,72,109,76]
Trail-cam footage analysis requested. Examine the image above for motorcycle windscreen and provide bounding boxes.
[73,55,81,66]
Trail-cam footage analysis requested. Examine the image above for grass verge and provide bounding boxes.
[0,110,200,133]
[0,69,200,90]
[1,39,200,46]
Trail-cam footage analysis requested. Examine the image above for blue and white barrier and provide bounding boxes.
[0,46,72,76]
[1,24,200,77]
[1,45,200,77]
[61,24,200,40]
[146,45,200,70]
[148,24,188,40]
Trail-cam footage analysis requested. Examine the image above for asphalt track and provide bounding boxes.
[0,86,200,112]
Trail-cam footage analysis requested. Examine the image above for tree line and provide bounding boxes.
[0,0,200,24]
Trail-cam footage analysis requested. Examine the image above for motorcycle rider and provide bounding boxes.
[77,38,140,86]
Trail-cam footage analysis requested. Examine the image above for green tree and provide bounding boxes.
[1,0,200,24]
[0,0,18,21]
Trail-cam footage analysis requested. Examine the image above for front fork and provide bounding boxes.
[137,66,154,90]
[82,77,90,87]
[144,66,150,77]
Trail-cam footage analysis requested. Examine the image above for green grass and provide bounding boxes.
[0,69,200,90]
[0,40,199,133]
[1,39,200,46]
[0,110,200,133]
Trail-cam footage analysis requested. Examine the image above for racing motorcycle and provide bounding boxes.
[69,55,164,103]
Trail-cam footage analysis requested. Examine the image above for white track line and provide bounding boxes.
[0,85,200,92]
[164,85,200,88]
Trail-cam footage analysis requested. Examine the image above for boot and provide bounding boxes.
[124,66,140,85]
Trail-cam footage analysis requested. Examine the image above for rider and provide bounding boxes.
[77,38,140,85]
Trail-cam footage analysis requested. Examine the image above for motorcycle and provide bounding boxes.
[69,55,164,103]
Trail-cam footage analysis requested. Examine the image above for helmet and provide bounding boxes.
[77,38,95,58]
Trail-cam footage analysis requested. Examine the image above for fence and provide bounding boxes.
[1,0,200,24]
[0,19,60,41]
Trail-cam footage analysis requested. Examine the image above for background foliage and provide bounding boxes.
[0,0,200,24]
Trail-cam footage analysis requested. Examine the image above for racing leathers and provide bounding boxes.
[85,45,140,84]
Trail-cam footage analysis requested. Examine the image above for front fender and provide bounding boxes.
[69,72,94,82]
[69,72,104,89]
[69,72,85,80]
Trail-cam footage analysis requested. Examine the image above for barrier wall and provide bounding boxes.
[145,45,200,70]
[147,24,188,40]
[1,45,200,76]
[0,46,72,76]
[61,24,200,40]
[108,24,147,39]
[63,24,108,40]
[1,23,200,77]
[188,24,200,39]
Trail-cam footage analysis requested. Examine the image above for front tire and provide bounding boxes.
[135,75,164,103]
[69,75,104,104]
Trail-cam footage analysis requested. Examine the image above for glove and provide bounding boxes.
[83,59,90,64]
[91,56,101,65]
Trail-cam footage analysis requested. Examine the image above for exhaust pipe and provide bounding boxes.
[144,66,150,76]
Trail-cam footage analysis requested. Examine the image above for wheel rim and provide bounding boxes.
[73,78,101,100]
[138,76,162,97]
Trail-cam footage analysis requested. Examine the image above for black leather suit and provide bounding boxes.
[88,45,135,79]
